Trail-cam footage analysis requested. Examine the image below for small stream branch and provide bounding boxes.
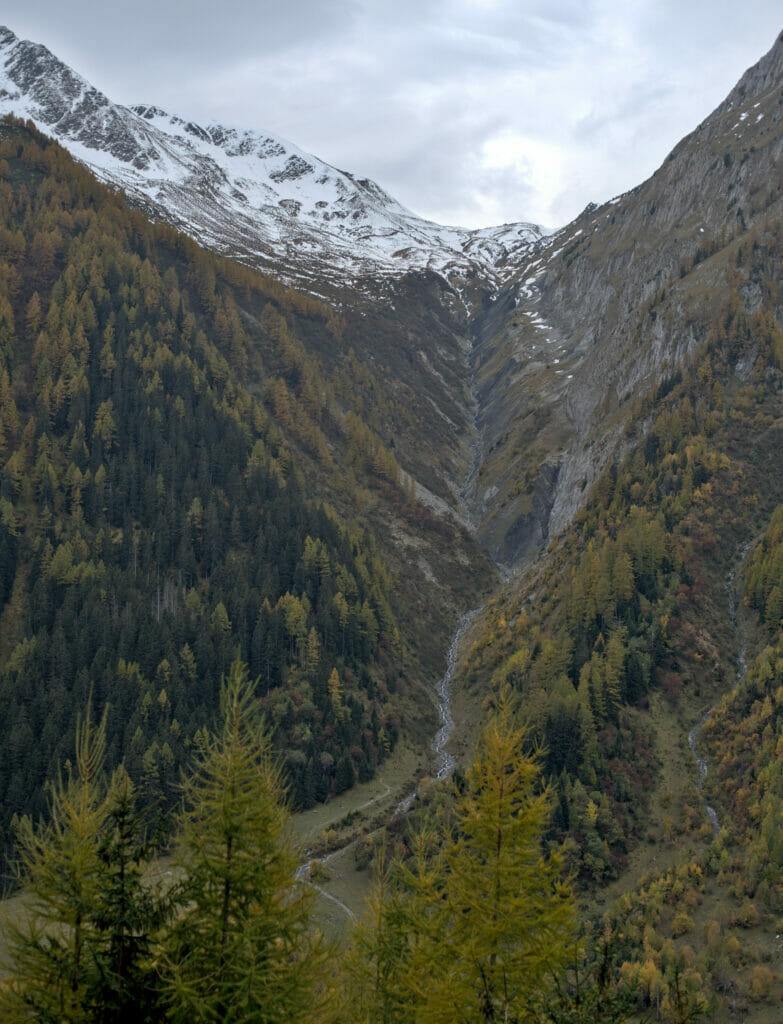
[688,541,754,835]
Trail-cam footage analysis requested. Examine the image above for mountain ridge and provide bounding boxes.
[4,27,783,1017]
[4,23,783,577]
[0,25,544,295]
[460,28,783,567]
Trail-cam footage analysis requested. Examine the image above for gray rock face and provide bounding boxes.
[463,30,783,568]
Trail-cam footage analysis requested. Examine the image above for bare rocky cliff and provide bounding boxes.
[462,30,783,571]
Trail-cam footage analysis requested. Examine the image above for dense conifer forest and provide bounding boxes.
[3,98,783,1021]
[459,223,783,1015]
[465,231,783,880]
[0,116,441,861]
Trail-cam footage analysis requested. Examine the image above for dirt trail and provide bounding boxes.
[296,849,357,922]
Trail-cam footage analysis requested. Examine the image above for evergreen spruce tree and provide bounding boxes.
[0,708,109,1021]
[413,701,575,1022]
[84,767,168,1024]
[341,699,575,1023]
[444,703,575,1021]
[336,846,415,1024]
[0,712,167,1023]
[162,659,323,1023]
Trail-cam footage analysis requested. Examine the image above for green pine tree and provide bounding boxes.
[161,659,324,1023]
[0,711,168,1023]
[341,698,576,1023]
[0,707,110,1021]
[85,766,168,1023]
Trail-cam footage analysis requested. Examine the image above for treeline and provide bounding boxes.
[0,117,412,860]
[0,662,322,1022]
[330,700,638,1024]
[596,497,783,1020]
[458,222,783,1017]
[700,502,783,908]
[6,650,779,1022]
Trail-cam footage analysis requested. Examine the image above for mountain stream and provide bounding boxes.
[300,605,483,915]
[687,543,753,835]
[395,605,482,814]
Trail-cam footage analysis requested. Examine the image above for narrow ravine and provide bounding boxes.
[301,318,493,915]
[688,542,753,835]
[457,307,492,536]
[687,710,720,835]
[301,603,485,916]
[432,607,482,780]
[458,383,484,535]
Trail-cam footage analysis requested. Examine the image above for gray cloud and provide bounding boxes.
[2,1,781,228]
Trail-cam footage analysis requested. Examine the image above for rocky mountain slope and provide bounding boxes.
[4,24,783,1018]
[463,29,783,569]
[0,25,542,293]
[3,24,783,583]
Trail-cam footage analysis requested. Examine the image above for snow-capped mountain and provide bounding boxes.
[0,25,543,290]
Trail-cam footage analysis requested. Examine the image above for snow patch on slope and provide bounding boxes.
[0,25,545,291]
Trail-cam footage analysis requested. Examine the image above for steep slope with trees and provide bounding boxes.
[2,27,783,1023]
[457,216,783,1018]
[0,117,495,865]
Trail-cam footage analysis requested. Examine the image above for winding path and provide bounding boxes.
[296,850,357,921]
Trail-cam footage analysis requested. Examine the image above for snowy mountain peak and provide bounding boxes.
[0,25,544,291]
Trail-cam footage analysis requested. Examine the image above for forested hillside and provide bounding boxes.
[2,29,783,1021]
[458,220,783,1016]
[0,116,493,866]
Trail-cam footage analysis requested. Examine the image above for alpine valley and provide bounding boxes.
[2,21,783,1021]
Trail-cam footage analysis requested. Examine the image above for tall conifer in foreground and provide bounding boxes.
[162,659,323,1023]
[339,699,576,1023]
[86,767,168,1022]
[413,702,575,1022]
[0,710,167,1022]
[0,709,110,1021]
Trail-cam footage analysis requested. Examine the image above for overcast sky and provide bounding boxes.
[3,2,782,229]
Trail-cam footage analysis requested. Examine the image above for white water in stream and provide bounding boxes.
[433,608,482,779]
[687,543,752,835]
[300,605,484,914]
[396,606,483,813]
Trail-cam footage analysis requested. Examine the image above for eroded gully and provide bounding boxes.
[687,541,753,835]
[299,325,493,916]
